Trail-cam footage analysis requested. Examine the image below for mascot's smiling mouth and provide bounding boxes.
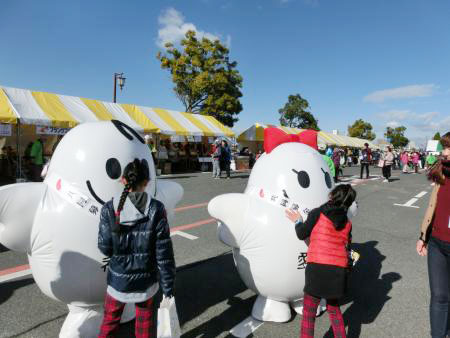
[86,181,105,205]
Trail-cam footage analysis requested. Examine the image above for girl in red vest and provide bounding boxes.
[286,184,357,338]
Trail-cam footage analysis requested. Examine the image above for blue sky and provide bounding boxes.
[1,0,450,146]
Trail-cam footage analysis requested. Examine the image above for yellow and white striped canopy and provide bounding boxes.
[237,123,378,149]
[0,86,234,137]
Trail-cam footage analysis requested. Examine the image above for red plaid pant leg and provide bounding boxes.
[300,293,320,338]
[98,293,125,338]
[135,297,154,338]
[327,300,346,338]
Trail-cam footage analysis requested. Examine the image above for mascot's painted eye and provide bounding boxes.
[106,158,122,179]
[321,168,332,189]
[292,169,310,189]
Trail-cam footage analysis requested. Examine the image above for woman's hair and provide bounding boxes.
[428,132,450,184]
[329,184,357,210]
[114,158,150,230]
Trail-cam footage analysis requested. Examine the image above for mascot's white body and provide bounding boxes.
[0,121,183,337]
[208,129,336,322]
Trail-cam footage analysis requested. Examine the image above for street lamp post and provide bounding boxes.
[113,72,126,103]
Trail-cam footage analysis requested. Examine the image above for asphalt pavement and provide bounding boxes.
[0,166,435,337]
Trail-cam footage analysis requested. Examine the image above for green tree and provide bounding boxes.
[157,30,243,127]
[384,126,409,148]
[279,94,320,130]
[347,119,376,140]
[433,132,441,140]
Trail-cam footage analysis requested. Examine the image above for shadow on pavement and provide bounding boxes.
[323,241,401,338]
[0,278,35,306]
[177,252,253,338]
[116,252,252,338]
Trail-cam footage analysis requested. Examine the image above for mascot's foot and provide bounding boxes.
[59,303,136,338]
[291,298,327,317]
[251,296,292,322]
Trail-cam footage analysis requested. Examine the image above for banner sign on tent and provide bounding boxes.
[170,135,185,143]
[194,136,202,142]
[0,124,12,136]
[36,126,70,136]
[208,137,214,144]
[187,136,195,142]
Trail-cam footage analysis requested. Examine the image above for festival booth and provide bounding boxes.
[236,123,378,169]
[0,85,235,180]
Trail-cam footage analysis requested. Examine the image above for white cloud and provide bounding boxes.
[414,115,450,132]
[415,111,440,123]
[157,8,230,49]
[387,121,400,128]
[377,109,450,137]
[378,109,410,121]
[364,84,437,103]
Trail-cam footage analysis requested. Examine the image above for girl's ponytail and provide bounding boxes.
[113,159,147,232]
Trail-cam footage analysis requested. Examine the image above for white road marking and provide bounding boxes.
[170,231,198,240]
[404,198,419,206]
[415,191,428,198]
[0,269,32,283]
[230,316,264,338]
[394,198,420,208]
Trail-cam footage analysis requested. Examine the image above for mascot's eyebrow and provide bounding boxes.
[321,168,326,174]
[111,120,145,144]
[283,189,290,199]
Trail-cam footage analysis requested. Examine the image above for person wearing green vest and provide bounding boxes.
[30,138,45,182]
[426,152,438,169]
[322,154,336,178]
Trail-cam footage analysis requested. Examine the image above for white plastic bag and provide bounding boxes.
[157,296,181,338]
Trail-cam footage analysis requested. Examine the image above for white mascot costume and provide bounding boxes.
[209,128,336,322]
[0,120,183,337]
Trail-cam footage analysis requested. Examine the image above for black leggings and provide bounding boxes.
[382,165,391,180]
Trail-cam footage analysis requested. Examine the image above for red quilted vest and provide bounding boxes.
[307,213,352,268]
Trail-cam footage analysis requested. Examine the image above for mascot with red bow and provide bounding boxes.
[208,128,334,322]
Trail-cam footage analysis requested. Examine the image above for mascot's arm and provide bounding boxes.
[208,193,249,248]
[0,183,46,253]
[98,204,113,257]
[155,180,184,225]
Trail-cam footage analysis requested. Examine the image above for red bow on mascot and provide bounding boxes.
[264,128,319,154]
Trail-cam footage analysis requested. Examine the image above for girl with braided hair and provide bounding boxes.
[98,159,176,338]
[286,184,357,338]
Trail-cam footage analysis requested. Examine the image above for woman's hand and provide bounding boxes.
[416,240,428,256]
[285,209,303,224]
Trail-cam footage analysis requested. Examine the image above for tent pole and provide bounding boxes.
[16,120,21,181]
